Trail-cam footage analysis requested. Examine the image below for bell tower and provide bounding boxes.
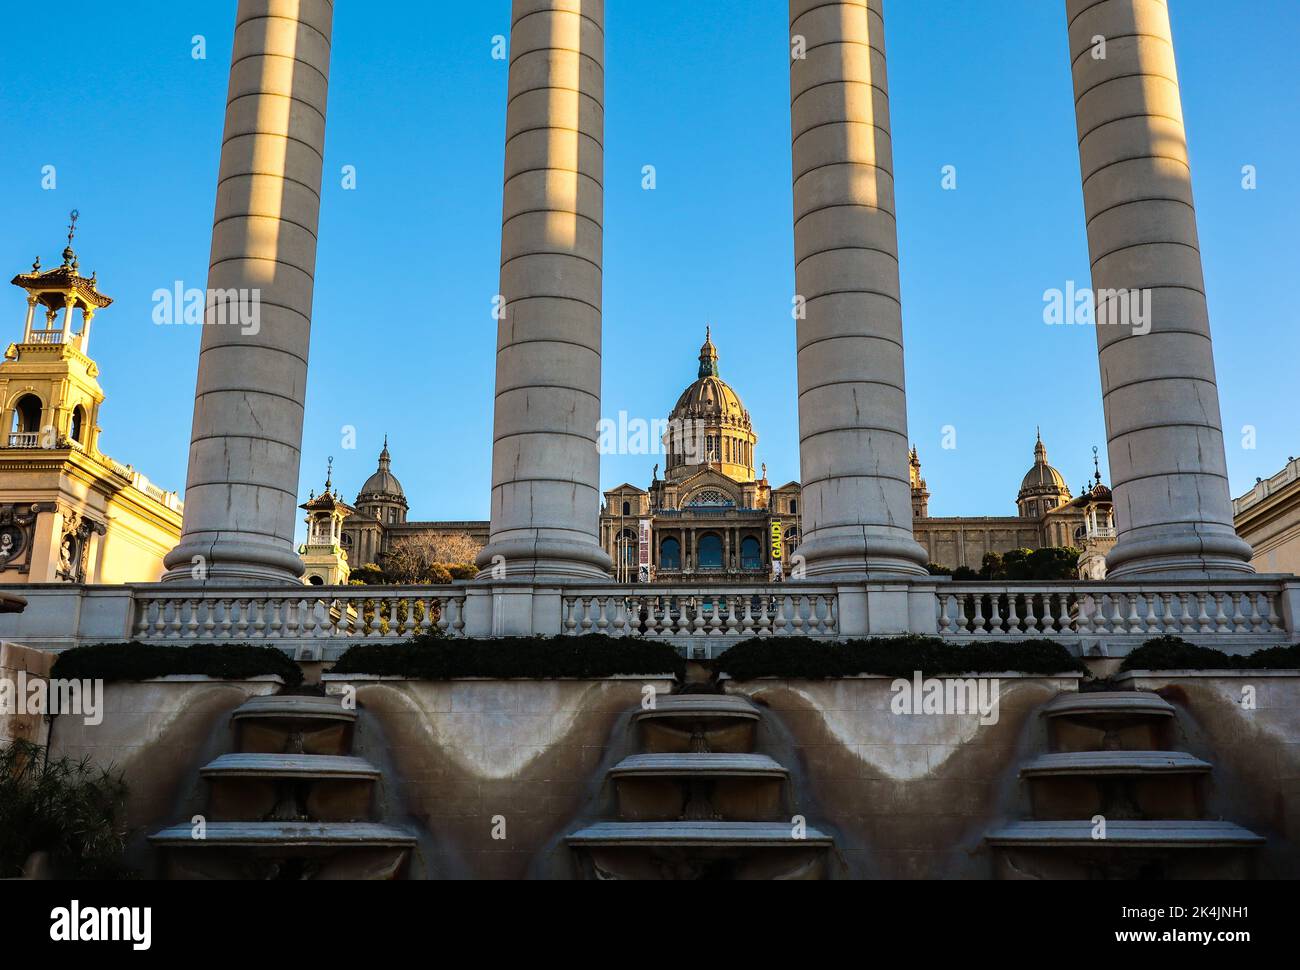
[3,212,112,454]
[298,459,355,586]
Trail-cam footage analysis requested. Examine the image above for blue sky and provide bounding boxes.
[2,0,1295,533]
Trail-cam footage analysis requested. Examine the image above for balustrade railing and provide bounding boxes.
[561,586,839,640]
[6,432,40,449]
[937,582,1286,640]
[2,577,1276,661]
[131,586,467,644]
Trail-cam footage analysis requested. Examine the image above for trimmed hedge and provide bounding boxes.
[716,635,1087,681]
[1120,636,1300,672]
[331,634,685,680]
[50,643,303,687]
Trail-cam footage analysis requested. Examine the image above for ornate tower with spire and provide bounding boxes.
[0,216,182,584]
[909,446,930,519]
[298,458,355,585]
[4,212,113,454]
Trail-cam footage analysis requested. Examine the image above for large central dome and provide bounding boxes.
[1016,431,1072,517]
[663,329,757,483]
[669,329,751,424]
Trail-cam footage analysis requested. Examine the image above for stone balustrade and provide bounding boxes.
[560,586,841,646]
[130,586,468,654]
[937,580,1291,654]
[1,577,1296,661]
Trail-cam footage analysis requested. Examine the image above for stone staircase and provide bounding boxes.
[150,693,415,879]
[987,690,1264,879]
[567,692,833,879]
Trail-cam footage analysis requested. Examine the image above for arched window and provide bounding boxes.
[12,395,41,434]
[70,405,86,443]
[621,501,631,516]
[697,533,723,570]
[686,489,735,509]
[789,499,797,514]
[740,536,761,569]
[660,537,681,570]
[308,575,324,586]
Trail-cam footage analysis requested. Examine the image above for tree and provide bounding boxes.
[1023,546,1083,580]
[348,562,387,586]
[383,533,482,585]
[424,532,482,566]
[976,547,1082,581]
[979,552,1006,580]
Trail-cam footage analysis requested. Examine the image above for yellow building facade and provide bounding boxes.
[1234,457,1300,576]
[0,220,182,584]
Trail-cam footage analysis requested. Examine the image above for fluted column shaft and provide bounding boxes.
[164,0,333,584]
[476,0,610,580]
[788,0,927,579]
[1066,0,1253,577]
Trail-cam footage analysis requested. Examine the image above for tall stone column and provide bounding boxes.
[1066,0,1253,577]
[788,0,928,579]
[476,0,610,580]
[164,0,333,584]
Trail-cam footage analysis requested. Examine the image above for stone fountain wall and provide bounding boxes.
[48,677,282,873]
[334,677,674,879]
[724,675,1078,878]
[0,642,53,747]
[36,672,1300,878]
[1113,671,1300,878]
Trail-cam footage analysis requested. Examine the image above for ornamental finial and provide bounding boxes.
[62,210,80,267]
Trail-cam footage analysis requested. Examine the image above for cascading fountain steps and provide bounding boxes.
[987,691,1264,879]
[568,693,833,880]
[150,693,415,879]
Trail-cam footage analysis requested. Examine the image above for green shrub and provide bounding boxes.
[1121,636,1300,672]
[348,563,387,585]
[51,642,302,686]
[978,547,1083,581]
[0,740,134,879]
[331,634,685,679]
[716,635,1087,681]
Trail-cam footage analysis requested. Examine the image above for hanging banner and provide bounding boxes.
[638,518,653,583]
[770,520,783,580]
